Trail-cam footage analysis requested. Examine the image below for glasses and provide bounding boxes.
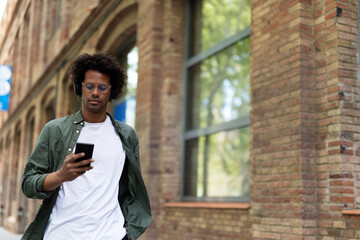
[82,82,111,93]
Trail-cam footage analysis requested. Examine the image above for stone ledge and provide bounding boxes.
[164,202,250,209]
[341,210,360,215]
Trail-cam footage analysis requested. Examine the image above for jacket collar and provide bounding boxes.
[72,110,113,126]
[72,110,85,125]
[71,110,128,140]
[72,110,128,141]
[106,112,132,151]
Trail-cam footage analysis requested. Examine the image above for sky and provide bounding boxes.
[0,0,8,24]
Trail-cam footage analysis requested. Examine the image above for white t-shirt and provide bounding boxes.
[44,116,127,240]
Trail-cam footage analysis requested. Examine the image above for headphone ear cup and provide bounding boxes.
[74,83,82,96]
[111,88,120,99]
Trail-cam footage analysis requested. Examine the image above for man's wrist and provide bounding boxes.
[54,170,65,184]
[42,171,64,192]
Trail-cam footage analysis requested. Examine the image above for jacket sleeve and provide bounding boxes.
[121,128,151,240]
[22,123,57,199]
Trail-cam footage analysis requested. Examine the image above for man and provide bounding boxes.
[22,53,151,240]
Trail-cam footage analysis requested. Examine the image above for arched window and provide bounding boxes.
[10,123,22,204]
[41,87,56,125]
[113,40,138,128]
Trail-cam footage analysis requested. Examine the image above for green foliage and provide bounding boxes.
[194,0,251,54]
[186,0,251,199]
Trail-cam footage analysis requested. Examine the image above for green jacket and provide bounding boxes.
[21,111,151,240]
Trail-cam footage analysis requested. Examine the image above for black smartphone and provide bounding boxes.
[74,143,94,167]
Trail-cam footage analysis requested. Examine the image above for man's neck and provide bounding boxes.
[81,109,107,123]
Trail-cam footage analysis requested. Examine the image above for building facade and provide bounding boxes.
[0,0,360,239]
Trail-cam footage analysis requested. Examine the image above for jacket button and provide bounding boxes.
[68,148,72,152]
[76,130,80,133]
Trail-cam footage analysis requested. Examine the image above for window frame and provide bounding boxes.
[182,0,251,202]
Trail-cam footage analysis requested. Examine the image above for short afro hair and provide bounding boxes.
[68,52,127,99]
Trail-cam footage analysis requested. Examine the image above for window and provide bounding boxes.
[11,125,21,204]
[114,42,138,128]
[25,116,35,158]
[56,0,62,30]
[41,88,56,125]
[45,99,56,122]
[47,0,61,39]
[183,0,251,202]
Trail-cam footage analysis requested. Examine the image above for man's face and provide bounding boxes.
[81,70,111,114]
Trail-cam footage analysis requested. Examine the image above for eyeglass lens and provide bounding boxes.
[84,83,109,92]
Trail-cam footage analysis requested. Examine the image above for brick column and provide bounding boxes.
[19,15,29,102]
[10,31,20,113]
[24,9,31,92]
[0,138,6,226]
[314,0,360,239]
[158,0,186,238]
[136,0,164,239]
[159,0,185,205]
[3,128,15,231]
[15,120,28,232]
[251,0,318,239]
[28,0,41,86]
[26,102,43,226]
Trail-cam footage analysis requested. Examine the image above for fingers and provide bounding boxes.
[68,152,85,162]
[65,152,92,161]
[69,163,93,179]
[64,153,83,163]
[65,153,94,167]
[60,153,94,182]
[73,159,95,170]
[74,165,94,175]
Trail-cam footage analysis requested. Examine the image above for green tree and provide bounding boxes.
[187,0,251,198]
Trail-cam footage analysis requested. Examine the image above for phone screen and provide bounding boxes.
[74,143,94,167]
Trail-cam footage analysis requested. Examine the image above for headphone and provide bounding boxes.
[74,82,120,99]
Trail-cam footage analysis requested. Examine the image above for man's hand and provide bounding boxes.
[42,153,94,192]
[58,153,94,182]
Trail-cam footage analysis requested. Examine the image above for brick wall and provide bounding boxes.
[251,0,318,238]
[315,0,360,239]
[162,207,251,240]
[136,1,254,239]
[136,0,164,238]
[251,0,360,239]
[1,0,360,239]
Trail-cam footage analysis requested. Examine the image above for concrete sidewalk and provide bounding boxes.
[0,227,22,240]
